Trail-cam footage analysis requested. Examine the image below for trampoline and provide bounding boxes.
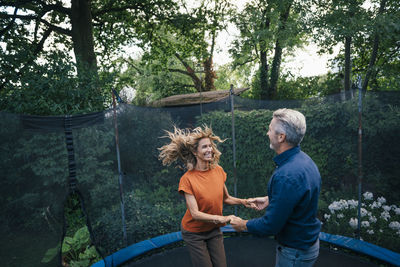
[92,226,400,267]
[2,92,400,267]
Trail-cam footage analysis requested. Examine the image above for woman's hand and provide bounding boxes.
[213,215,235,224]
[247,196,269,211]
[242,198,257,209]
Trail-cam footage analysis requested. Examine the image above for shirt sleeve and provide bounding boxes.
[219,165,227,183]
[246,174,303,236]
[178,174,193,195]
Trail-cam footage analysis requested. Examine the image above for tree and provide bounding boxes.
[312,0,399,92]
[0,0,178,110]
[311,0,367,94]
[229,0,307,99]
[136,0,234,94]
[357,0,400,91]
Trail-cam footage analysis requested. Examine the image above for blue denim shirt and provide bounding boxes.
[246,146,321,250]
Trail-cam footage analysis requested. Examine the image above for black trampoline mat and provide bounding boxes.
[126,236,379,267]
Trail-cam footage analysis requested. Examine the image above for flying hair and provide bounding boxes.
[158,125,224,171]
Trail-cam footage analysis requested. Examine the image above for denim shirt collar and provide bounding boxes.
[273,145,301,167]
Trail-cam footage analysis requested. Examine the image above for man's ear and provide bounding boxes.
[278,133,286,143]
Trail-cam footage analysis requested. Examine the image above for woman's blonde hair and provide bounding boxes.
[158,125,224,171]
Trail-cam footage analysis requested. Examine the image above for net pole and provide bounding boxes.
[112,90,128,246]
[357,77,363,239]
[200,74,203,116]
[230,85,238,216]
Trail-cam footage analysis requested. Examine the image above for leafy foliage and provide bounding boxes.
[229,0,309,99]
[42,226,101,267]
[0,51,110,115]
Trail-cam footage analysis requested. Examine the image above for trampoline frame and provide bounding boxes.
[91,225,400,267]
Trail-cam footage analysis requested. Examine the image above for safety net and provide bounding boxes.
[0,90,399,266]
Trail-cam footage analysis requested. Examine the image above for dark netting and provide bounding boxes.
[0,112,66,267]
[71,110,122,257]
[1,90,399,267]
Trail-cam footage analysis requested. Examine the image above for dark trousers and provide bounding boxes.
[181,227,227,267]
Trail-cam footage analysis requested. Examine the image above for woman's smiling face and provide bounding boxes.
[195,137,213,163]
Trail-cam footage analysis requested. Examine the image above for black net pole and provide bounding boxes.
[112,91,128,246]
[230,85,238,216]
[357,77,363,239]
[64,115,77,193]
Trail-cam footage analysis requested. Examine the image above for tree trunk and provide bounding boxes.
[259,9,271,100]
[269,43,282,99]
[70,0,98,77]
[174,53,203,92]
[362,0,387,91]
[259,49,269,100]
[344,35,352,93]
[268,1,292,99]
[204,57,216,92]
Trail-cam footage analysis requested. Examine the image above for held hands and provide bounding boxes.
[242,198,257,209]
[214,215,236,224]
[246,196,269,211]
[229,215,248,232]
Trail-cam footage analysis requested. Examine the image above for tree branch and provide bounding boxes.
[0,7,18,37]
[168,68,190,75]
[93,4,144,17]
[123,59,143,75]
[0,13,71,35]
[233,56,257,68]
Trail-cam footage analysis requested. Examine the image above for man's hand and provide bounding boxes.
[243,198,257,209]
[248,196,269,211]
[230,216,248,232]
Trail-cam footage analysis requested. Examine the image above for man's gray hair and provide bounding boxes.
[273,108,306,146]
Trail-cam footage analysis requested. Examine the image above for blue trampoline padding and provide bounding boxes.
[319,232,400,267]
[91,226,400,267]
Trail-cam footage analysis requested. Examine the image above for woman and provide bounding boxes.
[158,125,255,267]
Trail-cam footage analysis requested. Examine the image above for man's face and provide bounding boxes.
[267,118,280,152]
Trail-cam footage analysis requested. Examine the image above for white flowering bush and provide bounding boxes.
[321,191,400,251]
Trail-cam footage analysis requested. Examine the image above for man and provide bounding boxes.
[230,108,321,267]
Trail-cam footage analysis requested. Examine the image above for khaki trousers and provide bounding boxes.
[181,227,227,267]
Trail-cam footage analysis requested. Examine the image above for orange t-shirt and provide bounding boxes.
[178,165,227,232]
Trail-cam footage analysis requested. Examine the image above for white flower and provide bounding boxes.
[369,216,377,223]
[367,229,374,235]
[329,201,347,213]
[377,197,386,204]
[349,218,358,229]
[324,214,331,221]
[394,208,400,215]
[370,201,382,209]
[381,211,391,221]
[337,213,344,219]
[389,221,400,231]
[383,205,391,212]
[361,221,370,228]
[347,199,358,209]
[363,192,373,200]
[361,208,368,217]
